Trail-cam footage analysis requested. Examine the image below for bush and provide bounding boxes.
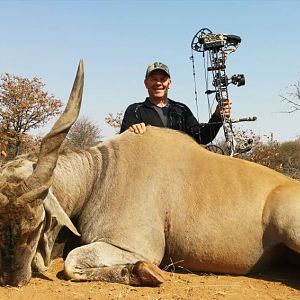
[241,136,300,180]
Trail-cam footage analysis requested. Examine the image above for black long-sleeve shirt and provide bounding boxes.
[120,98,222,145]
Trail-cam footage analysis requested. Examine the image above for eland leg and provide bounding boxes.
[266,186,300,259]
[64,241,164,286]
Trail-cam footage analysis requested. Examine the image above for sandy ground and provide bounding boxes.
[1,258,300,300]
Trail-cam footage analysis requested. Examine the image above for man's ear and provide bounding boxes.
[167,78,172,89]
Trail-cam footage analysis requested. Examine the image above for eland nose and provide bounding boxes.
[0,272,30,287]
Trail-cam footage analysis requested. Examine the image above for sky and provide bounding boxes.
[1,0,300,142]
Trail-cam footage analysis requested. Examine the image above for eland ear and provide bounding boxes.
[43,190,80,236]
[33,190,80,272]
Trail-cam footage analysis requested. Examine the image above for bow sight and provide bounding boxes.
[190,28,256,156]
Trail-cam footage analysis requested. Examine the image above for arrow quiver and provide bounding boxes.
[190,28,256,156]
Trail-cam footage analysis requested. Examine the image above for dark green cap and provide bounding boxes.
[145,62,170,78]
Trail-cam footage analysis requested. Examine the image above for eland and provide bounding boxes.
[1,61,300,287]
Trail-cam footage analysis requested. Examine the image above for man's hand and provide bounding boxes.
[215,99,232,119]
[129,122,147,134]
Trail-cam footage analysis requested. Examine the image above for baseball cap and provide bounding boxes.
[145,62,170,78]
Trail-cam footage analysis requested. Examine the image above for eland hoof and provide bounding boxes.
[131,261,164,287]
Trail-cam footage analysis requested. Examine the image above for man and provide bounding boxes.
[120,62,231,145]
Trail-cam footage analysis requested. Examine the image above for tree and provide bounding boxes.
[105,112,123,129]
[65,116,103,150]
[280,79,300,113]
[0,73,62,157]
[240,133,281,171]
[238,132,300,180]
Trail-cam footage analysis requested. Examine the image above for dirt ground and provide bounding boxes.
[1,258,300,300]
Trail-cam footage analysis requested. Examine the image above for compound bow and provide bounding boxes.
[190,28,256,156]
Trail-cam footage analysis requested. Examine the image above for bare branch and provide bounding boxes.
[105,112,123,129]
[279,80,300,113]
[65,116,103,149]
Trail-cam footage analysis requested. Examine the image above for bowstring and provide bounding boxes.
[190,50,199,121]
[191,49,216,122]
[204,51,219,147]
[205,51,215,119]
[191,48,220,149]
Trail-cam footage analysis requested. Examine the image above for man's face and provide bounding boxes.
[144,70,171,101]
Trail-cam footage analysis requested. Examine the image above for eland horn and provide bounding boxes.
[20,60,84,194]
